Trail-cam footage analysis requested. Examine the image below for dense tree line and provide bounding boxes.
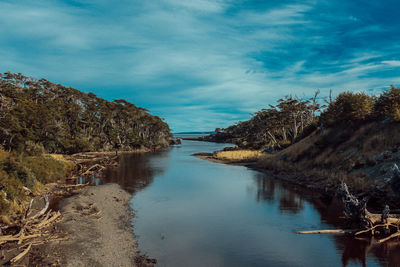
[210,91,321,149]
[210,86,400,150]
[0,72,173,154]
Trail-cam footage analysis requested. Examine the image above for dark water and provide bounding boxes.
[102,140,400,267]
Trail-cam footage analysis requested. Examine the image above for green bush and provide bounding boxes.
[23,156,69,184]
[0,148,74,219]
[374,85,400,121]
[0,170,25,202]
[24,141,46,156]
[321,92,374,126]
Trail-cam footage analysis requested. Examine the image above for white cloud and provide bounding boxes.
[382,60,400,67]
[0,0,400,131]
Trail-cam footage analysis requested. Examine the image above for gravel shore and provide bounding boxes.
[31,184,139,266]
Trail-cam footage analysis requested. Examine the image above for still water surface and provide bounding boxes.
[103,140,400,267]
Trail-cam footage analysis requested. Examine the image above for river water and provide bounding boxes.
[102,140,400,267]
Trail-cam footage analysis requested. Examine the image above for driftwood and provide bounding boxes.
[10,243,32,264]
[0,194,64,264]
[81,163,106,176]
[298,229,357,235]
[298,182,400,244]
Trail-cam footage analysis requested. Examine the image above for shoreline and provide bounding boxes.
[193,153,346,203]
[0,151,157,266]
[194,151,400,211]
[30,183,156,266]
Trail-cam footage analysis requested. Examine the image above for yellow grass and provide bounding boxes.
[213,150,262,161]
[0,149,9,161]
[48,153,67,162]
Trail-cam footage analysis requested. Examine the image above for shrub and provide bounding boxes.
[23,156,71,184]
[0,151,75,221]
[374,85,400,121]
[321,92,374,126]
[24,141,46,156]
[0,170,25,202]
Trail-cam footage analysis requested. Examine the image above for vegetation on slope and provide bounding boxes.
[204,86,400,203]
[0,72,173,154]
[203,91,322,149]
[206,86,400,151]
[0,72,174,224]
[0,149,74,223]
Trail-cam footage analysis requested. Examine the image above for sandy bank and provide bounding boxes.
[31,184,144,266]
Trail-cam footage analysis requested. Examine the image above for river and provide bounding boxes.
[101,140,400,267]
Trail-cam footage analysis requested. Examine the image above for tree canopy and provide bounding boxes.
[0,72,173,154]
[209,86,400,150]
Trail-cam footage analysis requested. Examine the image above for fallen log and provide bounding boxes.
[377,231,400,243]
[81,163,106,176]
[298,182,400,242]
[297,229,356,234]
[354,223,396,236]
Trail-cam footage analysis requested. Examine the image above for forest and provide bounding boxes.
[0,72,173,222]
[0,72,174,154]
[206,86,400,150]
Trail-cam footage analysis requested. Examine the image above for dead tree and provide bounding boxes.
[298,182,400,243]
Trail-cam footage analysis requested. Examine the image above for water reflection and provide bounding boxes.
[254,174,275,203]
[251,166,400,266]
[99,140,400,267]
[333,234,400,267]
[103,151,170,193]
[254,174,304,214]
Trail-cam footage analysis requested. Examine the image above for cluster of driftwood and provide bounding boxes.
[66,152,119,180]
[0,153,119,265]
[299,182,400,243]
[0,183,88,265]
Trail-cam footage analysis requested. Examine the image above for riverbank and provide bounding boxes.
[0,150,157,266]
[30,183,154,266]
[193,147,400,210]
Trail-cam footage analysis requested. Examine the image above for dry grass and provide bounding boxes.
[0,151,75,224]
[213,150,263,162]
[48,154,70,164]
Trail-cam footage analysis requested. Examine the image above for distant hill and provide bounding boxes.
[174,131,215,135]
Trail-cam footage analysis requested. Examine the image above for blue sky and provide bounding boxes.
[1,0,400,132]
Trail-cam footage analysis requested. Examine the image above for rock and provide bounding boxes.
[386,163,400,195]
[278,153,287,161]
[263,146,276,154]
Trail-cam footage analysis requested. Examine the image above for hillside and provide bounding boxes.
[197,87,400,206]
[190,93,321,149]
[256,121,400,206]
[0,72,174,154]
[0,72,174,223]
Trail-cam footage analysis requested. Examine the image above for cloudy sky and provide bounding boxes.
[1,0,400,132]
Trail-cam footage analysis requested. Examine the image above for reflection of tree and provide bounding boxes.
[315,198,400,267]
[335,235,400,267]
[336,236,370,267]
[278,190,304,214]
[252,173,400,266]
[255,174,275,203]
[103,151,170,193]
[253,174,304,213]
